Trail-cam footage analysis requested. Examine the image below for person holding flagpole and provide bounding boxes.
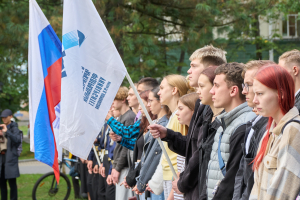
[148,74,192,199]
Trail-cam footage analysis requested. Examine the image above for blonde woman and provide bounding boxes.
[147,74,191,200]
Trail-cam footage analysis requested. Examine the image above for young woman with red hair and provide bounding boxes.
[249,64,300,200]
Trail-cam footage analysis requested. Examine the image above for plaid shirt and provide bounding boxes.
[119,137,136,150]
[107,117,141,139]
[250,107,300,200]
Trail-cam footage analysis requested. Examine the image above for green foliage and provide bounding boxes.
[1,0,300,110]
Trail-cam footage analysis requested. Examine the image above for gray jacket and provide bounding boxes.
[206,102,256,200]
[112,109,136,172]
[0,121,21,179]
[136,115,168,192]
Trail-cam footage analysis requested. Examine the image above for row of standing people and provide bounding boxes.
[87,47,300,200]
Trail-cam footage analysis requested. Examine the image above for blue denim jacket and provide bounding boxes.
[136,115,169,192]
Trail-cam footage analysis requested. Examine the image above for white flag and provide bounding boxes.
[60,0,127,158]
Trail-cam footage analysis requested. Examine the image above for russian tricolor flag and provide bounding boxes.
[29,0,61,182]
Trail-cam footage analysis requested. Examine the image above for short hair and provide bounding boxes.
[242,60,276,78]
[279,49,300,68]
[189,45,227,67]
[114,86,129,104]
[137,77,159,91]
[215,62,245,101]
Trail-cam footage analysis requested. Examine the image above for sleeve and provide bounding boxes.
[119,137,136,151]
[162,128,187,156]
[232,155,245,200]
[87,148,94,161]
[107,117,141,139]
[148,156,164,195]
[108,162,113,175]
[212,125,246,200]
[114,146,129,172]
[177,143,200,194]
[136,141,161,192]
[5,124,21,146]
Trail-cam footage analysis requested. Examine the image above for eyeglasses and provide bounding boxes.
[242,83,252,92]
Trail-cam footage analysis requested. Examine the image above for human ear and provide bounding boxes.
[293,66,299,76]
[230,86,239,97]
[172,87,179,96]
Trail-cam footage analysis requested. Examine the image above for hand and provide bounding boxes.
[87,160,93,171]
[0,124,7,133]
[120,177,130,189]
[105,110,113,121]
[93,165,98,174]
[107,175,113,185]
[148,124,167,139]
[98,163,103,174]
[132,185,143,195]
[112,168,120,185]
[79,158,85,163]
[100,165,106,177]
[146,184,154,194]
[172,173,182,194]
[109,132,122,142]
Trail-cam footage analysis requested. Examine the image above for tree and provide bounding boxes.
[0,0,299,113]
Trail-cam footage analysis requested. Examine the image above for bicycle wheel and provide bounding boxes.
[32,172,71,200]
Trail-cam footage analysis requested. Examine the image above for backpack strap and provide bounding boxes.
[218,131,226,176]
[281,119,300,134]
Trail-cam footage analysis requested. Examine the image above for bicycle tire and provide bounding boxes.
[32,171,71,200]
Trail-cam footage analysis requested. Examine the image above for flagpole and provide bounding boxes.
[125,72,178,179]
[92,144,102,167]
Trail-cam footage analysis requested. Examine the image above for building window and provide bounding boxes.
[282,14,300,37]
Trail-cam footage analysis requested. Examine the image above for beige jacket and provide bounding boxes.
[250,107,300,200]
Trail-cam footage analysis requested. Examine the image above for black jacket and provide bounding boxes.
[163,99,206,200]
[232,116,268,200]
[198,108,221,200]
[0,121,21,179]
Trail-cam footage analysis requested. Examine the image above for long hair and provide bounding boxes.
[179,93,199,112]
[164,74,192,97]
[252,64,295,170]
[139,90,156,133]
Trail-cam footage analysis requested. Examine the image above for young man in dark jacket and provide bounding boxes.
[232,60,274,200]
[149,45,227,200]
[0,109,21,200]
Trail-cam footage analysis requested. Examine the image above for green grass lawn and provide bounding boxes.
[19,142,35,160]
[15,174,79,200]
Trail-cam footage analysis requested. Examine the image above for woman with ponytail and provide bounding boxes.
[249,64,300,200]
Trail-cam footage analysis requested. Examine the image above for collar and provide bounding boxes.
[296,89,300,97]
[270,107,299,136]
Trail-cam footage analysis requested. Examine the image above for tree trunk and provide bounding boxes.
[177,50,185,74]
[254,14,262,60]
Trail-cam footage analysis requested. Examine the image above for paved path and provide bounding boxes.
[19,160,70,174]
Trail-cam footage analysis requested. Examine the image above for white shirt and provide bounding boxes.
[245,115,263,154]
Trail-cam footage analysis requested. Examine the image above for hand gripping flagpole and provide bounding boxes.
[93,144,102,167]
[125,72,178,179]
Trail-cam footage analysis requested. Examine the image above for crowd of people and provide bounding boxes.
[75,46,300,200]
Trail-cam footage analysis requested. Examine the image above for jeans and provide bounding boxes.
[151,191,164,200]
